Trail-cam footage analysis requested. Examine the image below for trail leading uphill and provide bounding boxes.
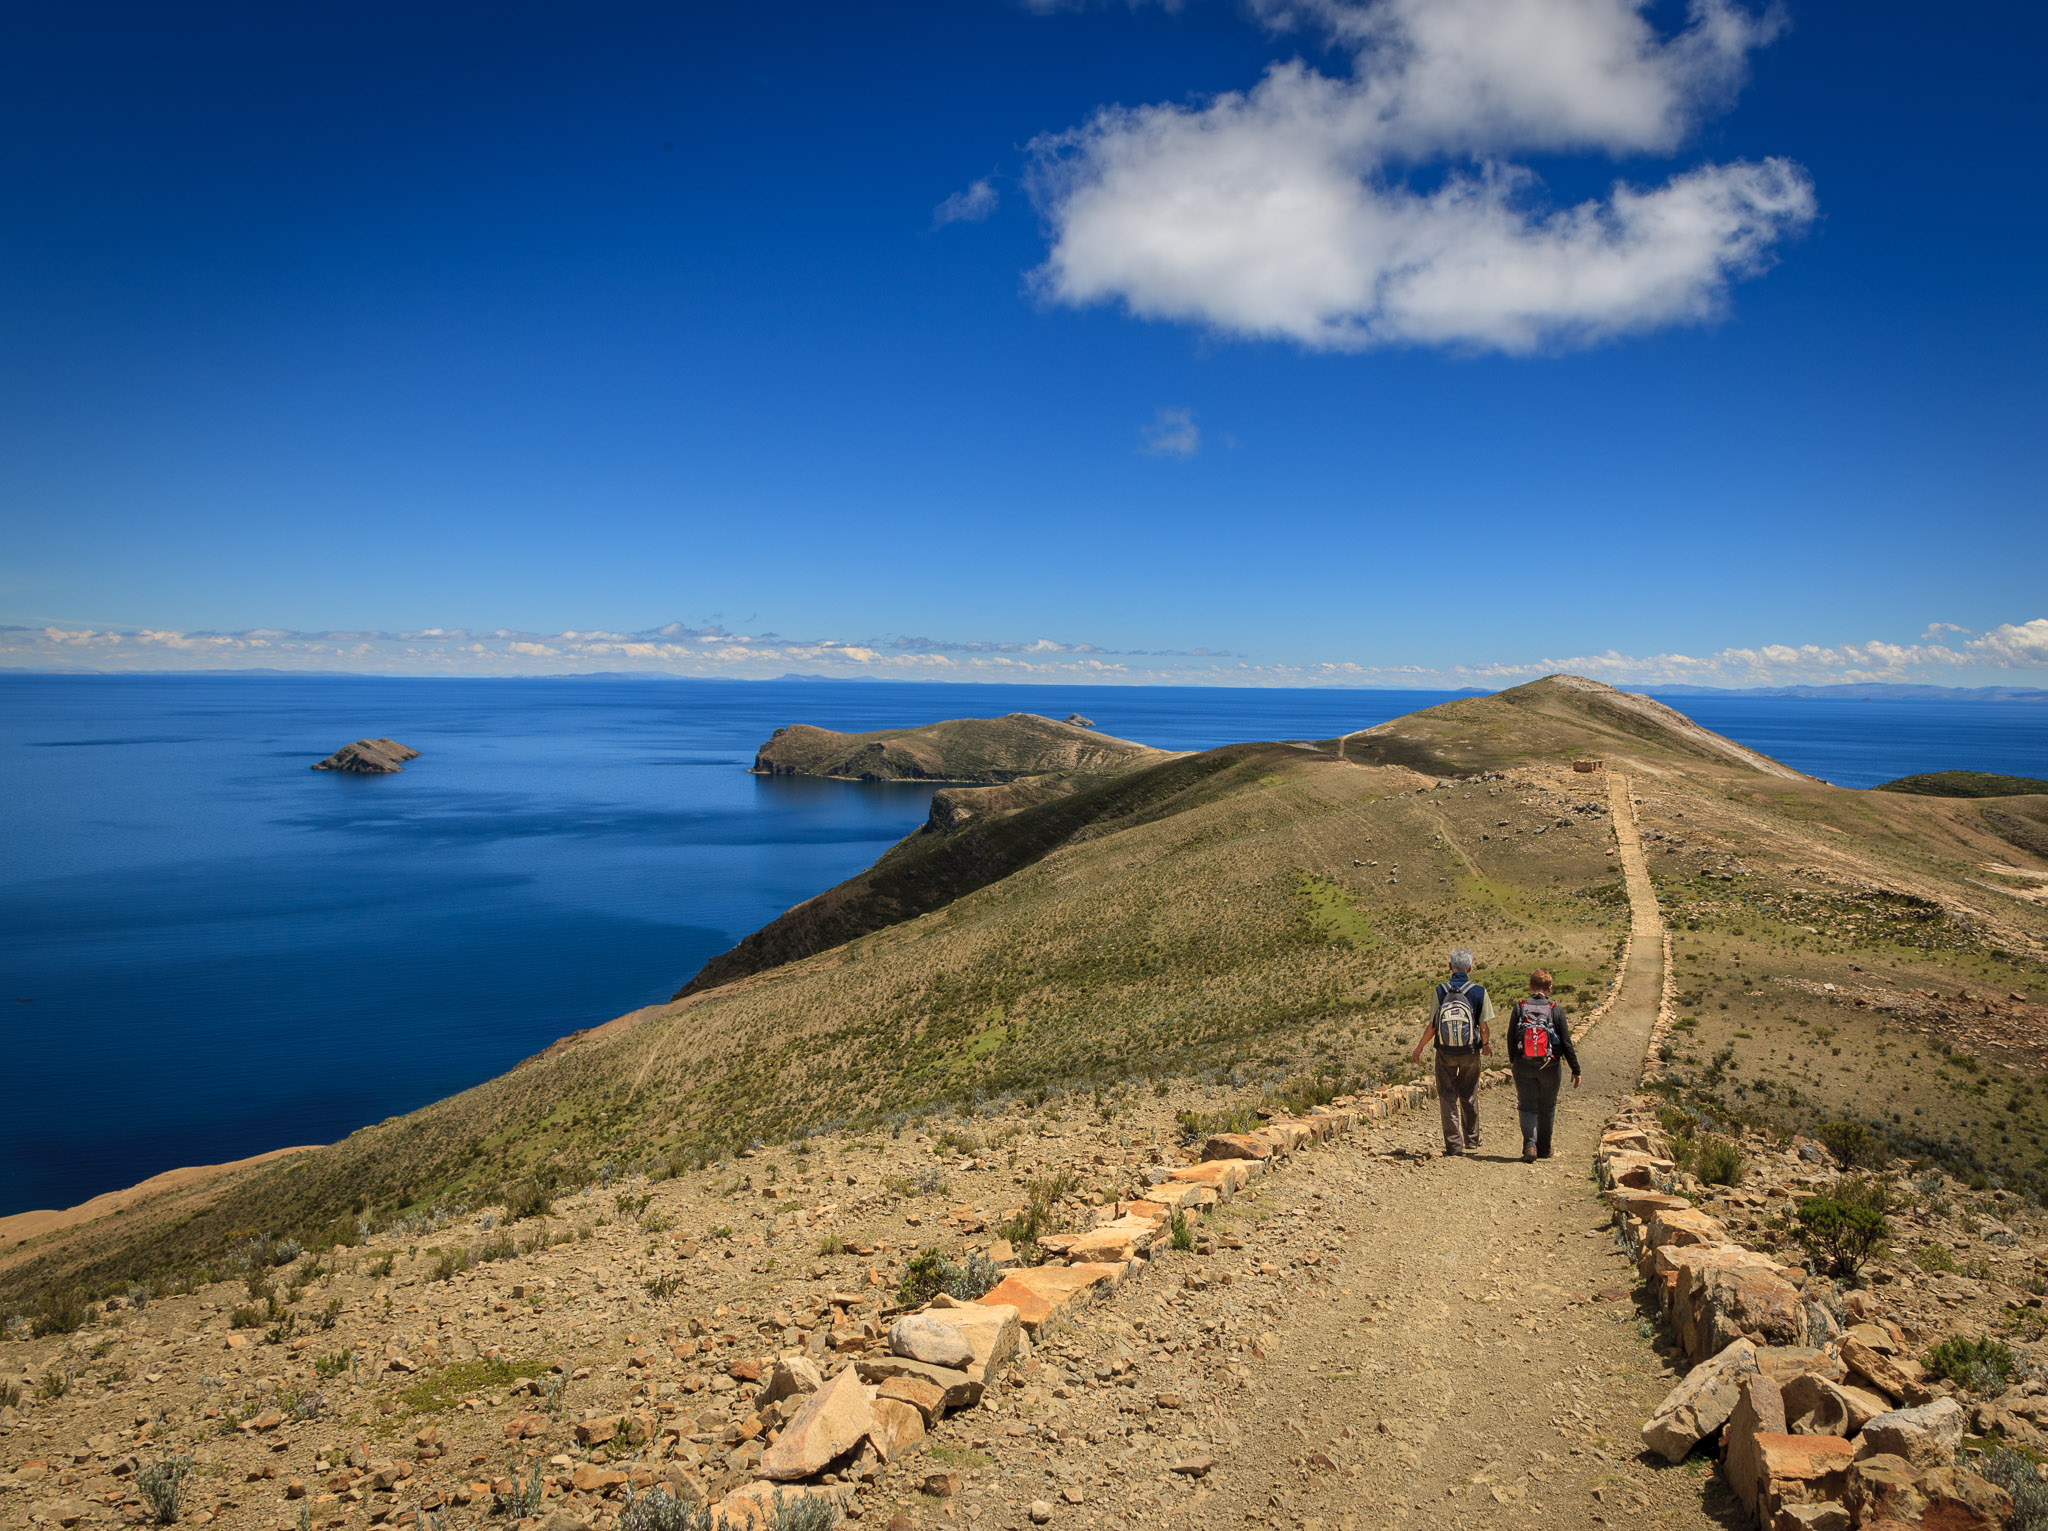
[1183,775,1727,1531]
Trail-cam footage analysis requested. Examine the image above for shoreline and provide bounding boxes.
[0,997,679,1259]
[0,1145,323,1253]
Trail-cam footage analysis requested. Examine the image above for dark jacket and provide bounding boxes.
[1506,997,1580,1074]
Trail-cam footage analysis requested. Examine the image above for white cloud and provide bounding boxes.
[933,178,999,227]
[1031,0,1812,352]
[1139,406,1201,457]
[1972,618,2048,669]
[5,617,2045,690]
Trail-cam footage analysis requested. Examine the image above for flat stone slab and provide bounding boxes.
[853,1356,982,1412]
[1165,1161,1251,1195]
[923,1294,1021,1384]
[1201,1133,1270,1161]
[976,1264,1122,1334]
[1057,1215,1164,1264]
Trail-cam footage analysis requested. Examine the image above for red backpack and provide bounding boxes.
[1517,998,1558,1063]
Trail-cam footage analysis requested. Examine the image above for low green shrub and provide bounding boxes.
[1914,1243,1959,1274]
[1924,1335,2016,1395]
[1817,1119,1887,1170]
[997,1171,1080,1249]
[30,1290,87,1337]
[1695,1137,1745,1187]
[1795,1196,1887,1278]
[313,1350,352,1380]
[1979,1445,2048,1531]
[138,1454,194,1525]
[896,1248,1002,1307]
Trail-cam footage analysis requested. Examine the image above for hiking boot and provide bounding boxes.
[1442,1146,1464,1157]
[1521,1146,1537,1163]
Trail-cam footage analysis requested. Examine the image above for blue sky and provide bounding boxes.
[1,0,2043,688]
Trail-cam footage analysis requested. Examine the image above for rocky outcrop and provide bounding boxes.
[312,738,419,773]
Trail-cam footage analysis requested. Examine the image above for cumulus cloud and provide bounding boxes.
[1139,406,1201,457]
[1031,0,1812,352]
[933,178,999,227]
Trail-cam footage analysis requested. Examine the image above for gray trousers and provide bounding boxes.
[1434,1050,1483,1150]
[1512,1061,1564,1155]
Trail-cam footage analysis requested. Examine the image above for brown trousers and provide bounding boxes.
[1435,1049,1483,1150]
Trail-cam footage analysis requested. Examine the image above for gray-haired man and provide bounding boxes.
[1408,947,1496,1156]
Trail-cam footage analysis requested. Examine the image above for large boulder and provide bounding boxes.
[1913,1465,2015,1531]
[1723,1373,1789,1520]
[1642,1339,1760,1463]
[888,1315,974,1370]
[1648,1207,1732,1250]
[1782,1374,1889,1437]
[1854,1398,1967,1470]
[757,1366,877,1481]
[1754,1435,1856,1524]
[757,1355,824,1407]
[1843,1453,1924,1526]
[1669,1251,1812,1364]
[868,1397,927,1462]
[1840,1336,1929,1405]
[923,1295,1022,1384]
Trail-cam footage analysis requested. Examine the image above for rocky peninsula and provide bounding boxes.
[751,713,1163,784]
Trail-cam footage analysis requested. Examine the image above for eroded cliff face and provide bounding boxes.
[751,714,1166,783]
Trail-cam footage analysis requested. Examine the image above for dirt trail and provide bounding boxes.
[1186,773,1720,1531]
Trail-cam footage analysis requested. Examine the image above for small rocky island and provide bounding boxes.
[312,738,420,774]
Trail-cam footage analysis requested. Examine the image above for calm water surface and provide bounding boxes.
[2,674,2041,1215]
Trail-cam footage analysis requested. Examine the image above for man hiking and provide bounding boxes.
[1408,947,1494,1156]
[1506,968,1581,1162]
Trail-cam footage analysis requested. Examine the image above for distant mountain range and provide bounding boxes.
[1638,683,2048,702]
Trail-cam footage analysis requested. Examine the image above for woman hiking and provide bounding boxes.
[1506,969,1580,1162]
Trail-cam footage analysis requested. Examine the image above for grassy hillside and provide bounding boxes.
[679,742,1299,995]
[752,712,1167,782]
[5,676,2045,1323]
[1875,769,2048,797]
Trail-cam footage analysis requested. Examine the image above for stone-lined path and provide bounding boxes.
[1180,774,1730,1531]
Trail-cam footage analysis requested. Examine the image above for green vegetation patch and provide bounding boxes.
[1874,771,2048,798]
[394,1355,550,1416]
[1299,874,1374,947]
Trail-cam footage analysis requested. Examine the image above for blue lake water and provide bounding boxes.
[2,674,2043,1216]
